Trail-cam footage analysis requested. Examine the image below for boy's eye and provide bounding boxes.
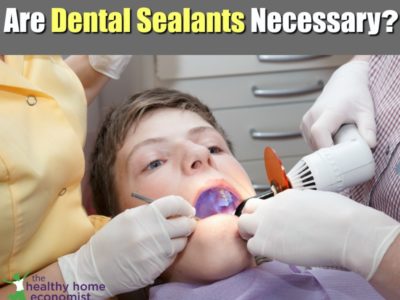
[208,146,223,154]
[146,160,164,170]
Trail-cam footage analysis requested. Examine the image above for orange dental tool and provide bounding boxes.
[264,147,292,193]
[235,146,289,216]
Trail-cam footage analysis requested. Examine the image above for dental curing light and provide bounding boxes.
[288,124,375,192]
[235,124,375,216]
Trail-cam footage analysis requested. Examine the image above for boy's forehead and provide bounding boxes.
[131,108,213,139]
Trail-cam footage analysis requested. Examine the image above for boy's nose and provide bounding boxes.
[183,145,212,174]
[191,160,202,169]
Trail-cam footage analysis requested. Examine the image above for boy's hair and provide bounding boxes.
[90,88,232,216]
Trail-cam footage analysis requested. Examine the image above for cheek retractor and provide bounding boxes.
[195,188,240,218]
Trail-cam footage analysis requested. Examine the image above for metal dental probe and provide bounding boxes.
[131,192,200,221]
[131,192,155,204]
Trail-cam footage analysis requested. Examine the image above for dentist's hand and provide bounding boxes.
[301,59,376,150]
[88,55,132,79]
[58,196,196,299]
[238,189,400,280]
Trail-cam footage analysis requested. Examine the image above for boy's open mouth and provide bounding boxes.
[194,187,241,218]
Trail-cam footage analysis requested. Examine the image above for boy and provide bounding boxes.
[90,88,382,299]
[91,88,256,284]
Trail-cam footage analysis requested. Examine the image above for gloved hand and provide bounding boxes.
[88,55,132,79]
[58,196,196,299]
[238,189,400,280]
[301,59,376,150]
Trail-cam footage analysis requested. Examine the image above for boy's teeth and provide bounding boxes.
[194,187,240,218]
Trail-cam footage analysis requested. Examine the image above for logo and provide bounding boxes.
[3,273,29,300]
[3,272,105,299]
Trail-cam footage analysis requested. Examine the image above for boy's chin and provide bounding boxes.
[162,213,254,284]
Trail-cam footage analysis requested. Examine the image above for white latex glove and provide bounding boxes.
[238,189,400,280]
[301,60,376,150]
[58,196,196,299]
[88,55,132,79]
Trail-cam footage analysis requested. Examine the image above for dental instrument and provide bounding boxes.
[235,124,375,216]
[131,192,155,204]
[287,124,375,191]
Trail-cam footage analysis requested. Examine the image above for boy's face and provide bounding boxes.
[115,108,255,214]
